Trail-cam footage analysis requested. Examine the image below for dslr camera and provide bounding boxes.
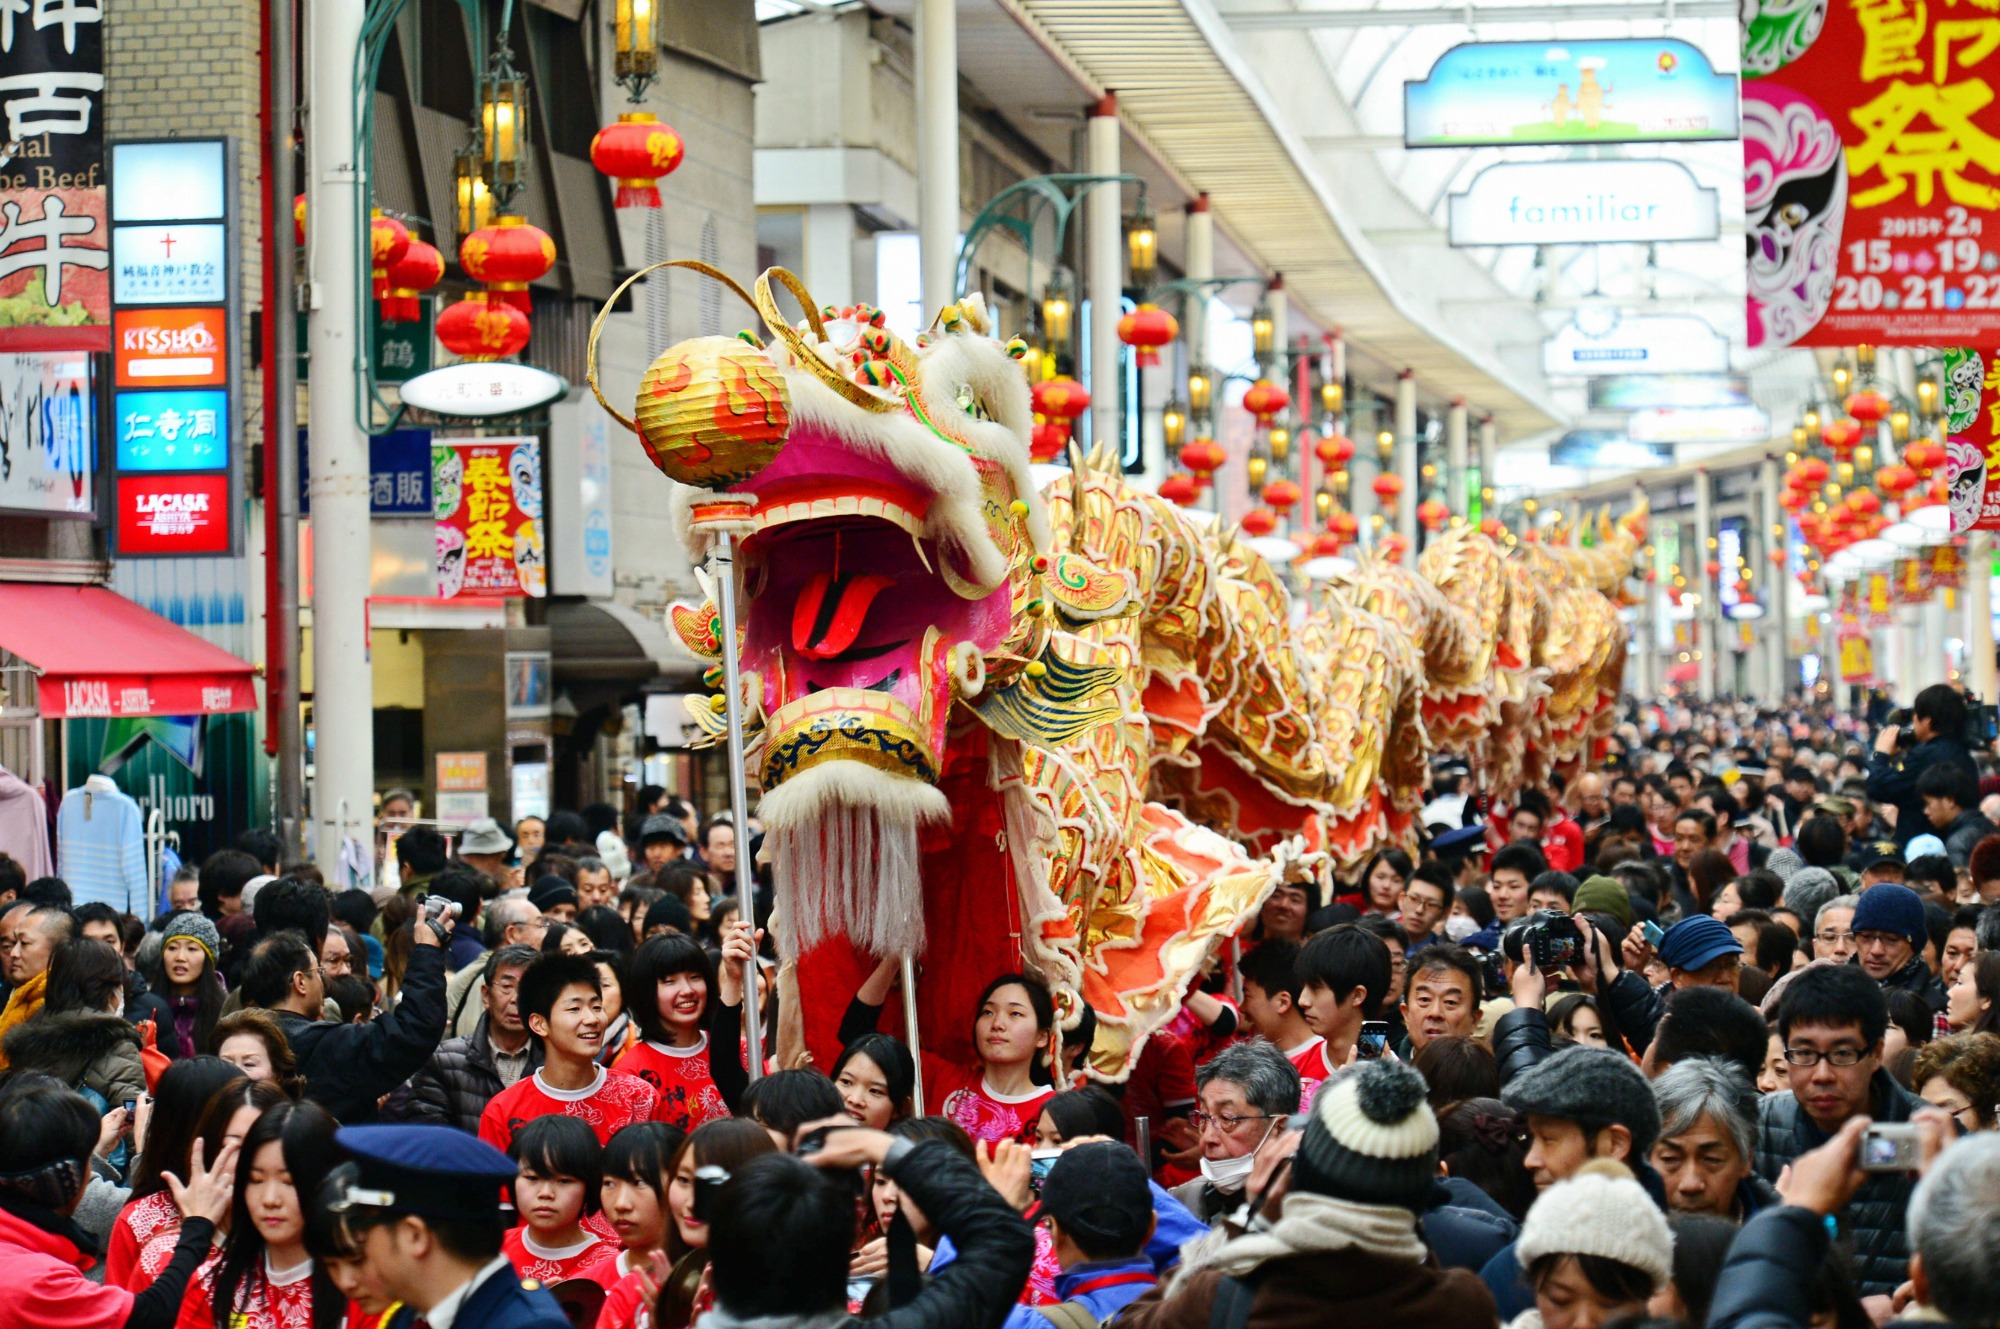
[1965,694,1999,748]
[1502,909,1584,972]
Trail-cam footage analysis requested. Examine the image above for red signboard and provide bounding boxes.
[114,307,226,387]
[433,437,545,598]
[1743,0,2000,347]
[115,473,231,555]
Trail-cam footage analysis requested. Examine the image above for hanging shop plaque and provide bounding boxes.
[1406,39,1739,148]
[0,349,93,514]
[1448,160,1721,247]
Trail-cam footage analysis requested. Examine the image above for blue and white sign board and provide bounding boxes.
[115,387,226,470]
[296,427,433,516]
[1549,432,1674,468]
[1405,39,1740,148]
[549,395,615,597]
[111,224,227,304]
[1447,159,1720,247]
[1543,312,1731,377]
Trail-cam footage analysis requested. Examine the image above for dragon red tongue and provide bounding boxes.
[792,571,895,660]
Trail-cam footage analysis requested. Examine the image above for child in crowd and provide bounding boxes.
[503,1115,618,1285]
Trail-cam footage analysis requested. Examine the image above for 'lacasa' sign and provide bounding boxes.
[116,474,229,554]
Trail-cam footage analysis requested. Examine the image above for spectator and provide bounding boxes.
[994,1140,1187,1328]
[1528,872,1578,915]
[575,857,617,913]
[1399,863,1454,947]
[143,912,225,1060]
[1918,763,1996,868]
[636,816,688,873]
[527,876,578,925]
[1415,1036,1501,1107]
[196,849,261,924]
[1169,1039,1300,1224]
[1851,883,1949,1011]
[832,1032,917,1130]
[1867,683,1978,851]
[1436,1098,1536,1223]
[1657,914,1746,992]
[1912,1032,2000,1130]
[0,902,72,1060]
[1650,1057,1776,1220]
[1755,963,1921,1296]
[1546,994,1607,1048]
[477,952,657,1150]
[207,1008,307,1098]
[454,818,517,892]
[1294,924,1394,1072]
[1655,1213,1738,1327]
[1237,941,1333,1106]
[1402,945,1485,1059]
[427,864,490,971]
[1360,848,1414,916]
[699,815,738,889]
[238,910,448,1122]
[406,943,541,1132]
[1946,953,2000,1034]
[1646,986,1769,1082]
[1812,894,1861,965]
[105,1054,246,1285]
[3,938,145,1108]
[1510,1164,1673,1329]
[1487,845,1547,934]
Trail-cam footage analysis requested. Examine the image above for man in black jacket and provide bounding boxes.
[404,943,541,1132]
[703,1120,1034,1329]
[239,910,450,1123]
[1866,684,1978,850]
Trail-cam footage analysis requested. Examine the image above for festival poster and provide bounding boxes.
[1944,348,2000,530]
[0,0,108,348]
[1926,542,1964,592]
[1892,556,1926,603]
[1743,0,2000,348]
[432,435,545,599]
[1864,569,1894,625]
[1837,585,1876,682]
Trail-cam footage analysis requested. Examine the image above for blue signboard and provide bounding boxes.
[115,388,227,470]
[1404,39,1740,148]
[297,427,433,516]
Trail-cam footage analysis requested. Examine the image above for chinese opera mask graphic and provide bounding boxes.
[1745,83,1847,349]
[1948,437,1986,534]
[436,523,467,597]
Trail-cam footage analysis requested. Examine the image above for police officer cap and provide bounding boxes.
[1430,824,1487,858]
[332,1125,518,1220]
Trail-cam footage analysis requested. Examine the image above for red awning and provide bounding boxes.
[0,583,258,718]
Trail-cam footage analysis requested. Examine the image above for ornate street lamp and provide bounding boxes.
[1041,268,1073,347]
[1125,198,1157,289]
[614,0,658,97]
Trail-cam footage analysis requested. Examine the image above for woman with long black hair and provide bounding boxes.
[106,1057,247,1288]
[144,914,226,1061]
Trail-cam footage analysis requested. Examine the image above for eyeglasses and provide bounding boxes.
[1783,1046,1868,1067]
[1854,931,1905,949]
[1190,1111,1276,1133]
[1814,930,1855,944]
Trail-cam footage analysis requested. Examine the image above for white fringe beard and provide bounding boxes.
[759,762,952,960]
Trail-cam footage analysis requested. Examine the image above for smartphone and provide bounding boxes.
[1641,920,1665,949]
[1357,1020,1391,1060]
[1860,1123,1920,1172]
[1029,1147,1062,1192]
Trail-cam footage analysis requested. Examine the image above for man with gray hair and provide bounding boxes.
[441,894,547,1037]
[1168,1037,1301,1223]
[1709,1119,1998,1329]
[1650,1056,1777,1221]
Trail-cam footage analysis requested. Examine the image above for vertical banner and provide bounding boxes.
[1742,0,2000,347]
[1945,348,2000,531]
[1864,569,1893,626]
[1893,557,1926,604]
[432,436,546,598]
[1837,585,1875,683]
[0,1,108,348]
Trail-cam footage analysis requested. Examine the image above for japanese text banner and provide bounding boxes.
[433,436,545,599]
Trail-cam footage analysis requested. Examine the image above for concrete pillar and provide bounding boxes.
[1632,482,1653,699]
[1898,606,1923,703]
[1183,195,1211,373]
[1478,414,1497,520]
[1694,468,1716,700]
[1972,531,1997,703]
[1353,401,1379,530]
[1446,398,1469,517]
[804,204,854,310]
[1396,370,1418,546]
[1760,456,1788,702]
[307,0,375,879]
[915,0,958,313]
[1086,96,1122,454]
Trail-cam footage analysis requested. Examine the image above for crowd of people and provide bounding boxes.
[3,698,2000,1329]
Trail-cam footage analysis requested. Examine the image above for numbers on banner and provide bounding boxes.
[1947,207,1983,238]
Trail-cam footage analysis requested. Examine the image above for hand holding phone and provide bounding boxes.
[1357,1020,1392,1060]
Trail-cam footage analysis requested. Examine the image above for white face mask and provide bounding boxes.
[1198,1119,1278,1193]
[1444,914,1480,942]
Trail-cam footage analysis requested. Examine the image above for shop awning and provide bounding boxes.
[548,599,704,686]
[0,583,258,718]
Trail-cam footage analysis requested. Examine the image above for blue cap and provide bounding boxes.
[1658,914,1743,973]
[1905,834,1948,864]
[1851,882,1927,950]
[1430,824,1487,858]
[332,1125,518,1219]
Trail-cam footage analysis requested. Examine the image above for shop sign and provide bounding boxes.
[1543,311,1730,376]
[114,307,226,386]
[1404,39,1739,148]
[1626,405,1772,444]
[1548,431,1672,468]
[1447,159,1720,246]
[1743,0,2000,347]
[374,299,432,384]
[434,750,488,824]
[549,396,614,597]
[115,473,230,555]
[0,0,109,350]
[111,224,225,303]
[432,436,545,598]
[0,349,93,515]
[1588,375,1751,411]
[399,362,565,418]
[296,427,433,517]
[114,387,226,470]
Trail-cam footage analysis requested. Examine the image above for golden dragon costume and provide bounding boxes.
[586,264,1640,1081]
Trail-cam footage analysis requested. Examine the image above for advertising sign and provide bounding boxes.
[550,396,614,597]
[1548,431,1673,468]
[111,224,226,304]
[296,427,433,517]
[115,473,231,555]
[0,349,92,514]
[1589,375,1751,410]
[114,388,225,470]
[434,751,488,825]
[114,307,226,386]
[1626,405,1773,444]
[1447,159,1720,246]
[1543,311,1731,376]
[400,362,566,418]
[1743,0,2000,347]
[1405,39,1739,148]
[374,299,433,384]
[432,436,546,598]
[0,0,108,350]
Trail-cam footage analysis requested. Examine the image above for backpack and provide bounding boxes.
[1036,1302,1104,1329]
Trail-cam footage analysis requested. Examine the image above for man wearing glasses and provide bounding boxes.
[1849,881,1950,1011]
[1167,1040,1301,1224]
[1398,864,1454,951]
[1754,965,1926,1303]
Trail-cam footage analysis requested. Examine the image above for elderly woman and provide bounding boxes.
[1911,1032,2000,1132]
[1648,1057,1776,1221]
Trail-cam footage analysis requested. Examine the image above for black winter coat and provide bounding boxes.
[1880,955,1949,1013]
[270,943,449,1123]
[1,1009,147,1106]
[1753,1072,1920,1296]
[1707,1202,1950,1329]
[403,1015,543,1134]
[1866,736,1977,850]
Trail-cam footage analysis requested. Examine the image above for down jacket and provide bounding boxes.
[1753,1071,1920,1297]
[403,1014,543,1134]
[1,1009,147,1108]
[1707,1202,1954,1329]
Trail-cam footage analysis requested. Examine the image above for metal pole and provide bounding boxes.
[1693,468,1717,701]
[1760,456,1786,703]
[1971,531,1996,705]
[1446,398,1468,517]
[1395,370,1418,546]
[271,0,302,859]
[900,956,923,1115]
[915,0,958,311]
[306,0,375,879]
[712,531,763,1082]
[1086,96,1121,454]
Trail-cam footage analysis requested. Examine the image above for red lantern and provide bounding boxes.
[1032,376,1090,423]
[435,292,530,361]
[1311,531,1346,558]
[459,216,556,315]
[1769,548,1788,567]
[1179,437,1225,476]
[1781,487,1810,512]
[1417,499,1448,531]
[1030,422,1071,463]
[1704,559,1722,578]
[1846,488,1881,515]
[1242,379,1290,424]
[1380,532,1410,564]
[293,193,306,246]
[1116,303,1178,367]
[1905,440,1946,475]
[589,112,684,209]
[381,239,444,323]
[1241,507,1278,537]
[1479,516,1505,538]
[1262,478,1302,511]
[1158,473,1199,507]
[1844,388,1891,424]
[1795,456,1831,486]
[371,211,411,302]
[1372,472,1404,502]
[1874,463,1918,496]
[1332,511,1360,541]
[1821,416,1862,455]
[1315,433,1354,467]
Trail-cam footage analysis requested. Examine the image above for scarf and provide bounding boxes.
[0,969,48,1069]
[0,1174,101,1262]
[168,994,201,1059]
[1173,1193,1428,1287]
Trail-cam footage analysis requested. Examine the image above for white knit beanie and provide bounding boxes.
[1514,1163,1674,1293]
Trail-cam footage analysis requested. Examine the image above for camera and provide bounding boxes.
[1965,694,1999,748]
[690,1163,730,1222]
[1860,1123,1920,1172]
[1502,910,1584,972]
[1029,1148,1062,1193]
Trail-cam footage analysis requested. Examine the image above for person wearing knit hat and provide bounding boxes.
[1764,846,1804,884]
[150,910,226,1059]
[1133,1058,1497,1329]
[1851,882,1949,1009]
[1571,876,1633,931]
[1780,867,1840,936]
[1509,1161,1673,1329]
[161,909,222,965]
[1656,915,1743,992]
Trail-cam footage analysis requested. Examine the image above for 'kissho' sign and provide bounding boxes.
[1448,159,1720,246]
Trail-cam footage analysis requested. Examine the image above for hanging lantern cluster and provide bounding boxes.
[1031,376,1089,463]
[1116,303,1178,367]
[382,237,444,323]
[370,211,410,302]
[436,291,530,361]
